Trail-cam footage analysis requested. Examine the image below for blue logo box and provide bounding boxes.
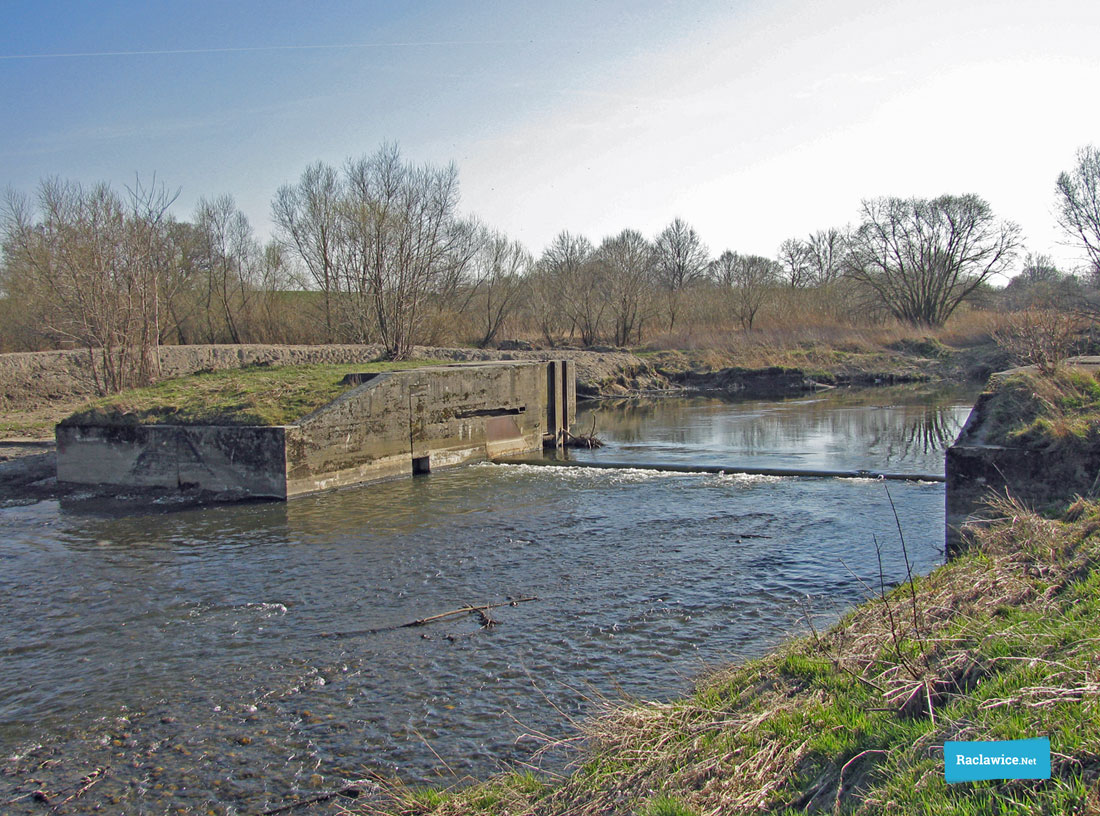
[945,738,1051,782]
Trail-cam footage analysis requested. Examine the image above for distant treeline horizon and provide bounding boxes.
[2,141,1098,392]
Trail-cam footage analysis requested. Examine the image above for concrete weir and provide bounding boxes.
[56,360,576,500]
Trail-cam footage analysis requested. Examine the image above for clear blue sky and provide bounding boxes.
[3,0,1099,272]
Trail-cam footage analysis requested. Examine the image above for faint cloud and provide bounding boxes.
[794,71,891,99]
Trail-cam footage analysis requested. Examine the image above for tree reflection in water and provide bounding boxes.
[572,384,979,475]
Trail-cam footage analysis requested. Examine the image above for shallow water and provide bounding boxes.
[0,385,976,814]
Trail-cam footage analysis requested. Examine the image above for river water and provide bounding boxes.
[0,384,976,814]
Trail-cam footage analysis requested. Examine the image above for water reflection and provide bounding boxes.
[572,384,977,475]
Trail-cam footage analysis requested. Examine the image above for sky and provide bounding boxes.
[3,0,1099,275]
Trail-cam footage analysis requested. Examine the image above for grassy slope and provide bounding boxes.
[59,360,444,427]
[978,367,1100,451]
[356,377,1100,816]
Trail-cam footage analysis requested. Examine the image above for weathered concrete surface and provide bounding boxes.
[945,358,1100,557]
[56,424,288,498]
[56,360,575,500]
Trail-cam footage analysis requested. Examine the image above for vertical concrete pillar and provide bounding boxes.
[561,359,576,431]
[409,379,429,461]
[546,360,565,447]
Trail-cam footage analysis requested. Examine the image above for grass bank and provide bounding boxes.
[59,360,444,427]
[0,326,1007,438]
[978,365,1100,452]
[355,494,1099,815]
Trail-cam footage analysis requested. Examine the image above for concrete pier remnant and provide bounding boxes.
[56,360,575,499]
[945,357,1100,557]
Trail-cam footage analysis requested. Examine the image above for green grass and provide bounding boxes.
[981,366,1100,451]
[0,413,57,438]
[640,795,701,816]
[59,360,445,427]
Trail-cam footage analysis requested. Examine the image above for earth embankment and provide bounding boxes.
[0,344,665,414]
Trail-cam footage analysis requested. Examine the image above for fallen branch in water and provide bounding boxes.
[404,597,538,627]
[56,767,108,806]
[2,767,109,809]
[319,597,539,639]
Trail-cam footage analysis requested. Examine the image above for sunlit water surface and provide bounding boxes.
[0,385,976,814]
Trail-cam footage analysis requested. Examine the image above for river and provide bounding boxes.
[0,384,976,814]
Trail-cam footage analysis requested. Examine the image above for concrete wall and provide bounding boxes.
[56,424,288,498]
[57,360,573,500]
[284,362,553,496]
[1,343,636,411]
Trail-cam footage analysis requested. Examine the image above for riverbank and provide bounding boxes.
[354,497,1100,816]
[0,338,999,504]
[0,338,1004,440]
[339,367,1100,816]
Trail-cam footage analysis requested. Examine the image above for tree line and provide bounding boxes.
[2,141,1098,392]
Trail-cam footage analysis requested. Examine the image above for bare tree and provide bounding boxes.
[470,230,530,348]
[246,241,300,342]
[540,231,604,346]
[428,216,484,324]
[597,229,656,346]
[845,195,1021,326]
[156,220,206,345]
[777,238,814,288]
[711,250,780,330]
[194,195,262,344]
[272,162,344,341]
[1001,253,1081,311]
[653,217,709,331]
[524,261,569,346]
[342,143,471,359]
[805,227,849,286]
[1056,145,1100,274]
[1,177,177,392]
[993,308,1082,374]
[778,228,844,292]
[779,228,849,289]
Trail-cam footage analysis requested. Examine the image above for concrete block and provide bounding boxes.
[56,360,575,501]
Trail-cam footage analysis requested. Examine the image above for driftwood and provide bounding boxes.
[562,416,604,448]
[404,597,538,627]
[319,597,539,639]
[2,767,108,809]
